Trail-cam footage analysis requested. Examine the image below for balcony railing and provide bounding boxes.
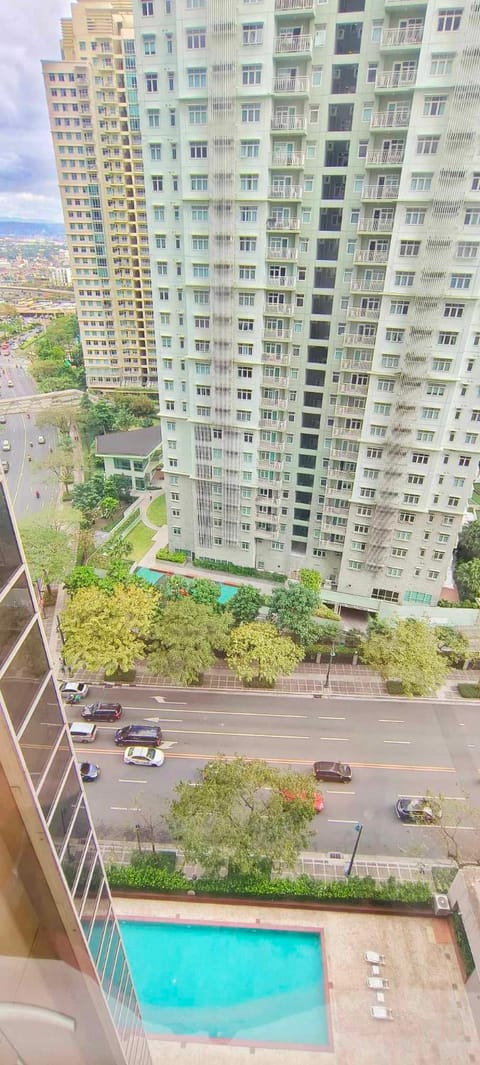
[271,115,307,131]
[259,416,287,429]
[262,350,290,364]
[354,249,390,264]
[380,26,423,47]
[269,184,303,199]
[347,305,380,320]
[275,0,314,10]
[261,396,289,409]
[274,34,313,54]
[266,246,298,259]
[344,331,376,346]
[264,301,293,314]
[272,151,305,167]
[262,375,289,388]
[273,76,310,93]
[267,216,301,231]
[365,148,405,165]
[263,323,292,339]
[357,215,394,234]
[339,381,369,396]
[350,278,385,293]
[370,110,411,128]
[267,274,296,287]
[330,446,360,459]
[362,184,400,200]
[258,458,284,471]
[375,69,417,89]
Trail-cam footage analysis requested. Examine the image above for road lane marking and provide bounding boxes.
[110,806,141,811]
[379,718,405,724]
[161,728,310,740]
[383,739,411,745]
[145,716,183,723]
[118,778,147,784]
[327,818,361,825]
[444,796,466,801]
[325,789,355,795]
[319,736,350,742]
[317,716,346,721]
[154,698,186,704]
[134,705,309,720]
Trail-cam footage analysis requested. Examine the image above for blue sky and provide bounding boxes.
[0,1,72,222]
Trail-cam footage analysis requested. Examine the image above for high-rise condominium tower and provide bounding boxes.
[43,0,156,391]
[137,0,480,607]
[0,475,151,1065]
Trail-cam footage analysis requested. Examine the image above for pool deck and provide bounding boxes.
[113,896,480,1065]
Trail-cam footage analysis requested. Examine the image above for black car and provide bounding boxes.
[395,797,441,824]
[79,762,100,782]
[82,702,122,722]
[313,761,352,783]
[114,724,162,747]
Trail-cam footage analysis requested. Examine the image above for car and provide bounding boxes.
[2,440,11,452]
[82,702,122,722]
[395,797,441,824]
[60,681,89,697]
[313,761,352,784]
[69,722,97,744]
[114,724,162,747]
[1,459,9,473]
[37,434,46,444]
[0,415,6,424]
[7,381,13,388]
[123,746,165,767]
[79,761,100,782]
[281,788,324,814]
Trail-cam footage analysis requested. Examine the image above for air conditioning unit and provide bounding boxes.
[433,893,451,917]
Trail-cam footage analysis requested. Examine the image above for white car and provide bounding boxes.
[2,440,11,451]
[37,434,46,444]
[123,746,165,767]
[7,381,13,388]
[60,681,89,697]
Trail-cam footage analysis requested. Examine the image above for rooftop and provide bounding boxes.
[95,425,161,458]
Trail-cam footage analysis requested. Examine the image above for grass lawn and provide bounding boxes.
[146,493,167,527]
[124,520,154,562]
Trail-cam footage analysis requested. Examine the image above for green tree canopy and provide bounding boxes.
[434,625,470,666]
[189,577,219,610]
[361,618,449,697]
[147,599,232,685]
[62,584,157,674]
[64,565,100,596]
[298,568,322,594]
[226,621,304,686]
[229,584,265,625]
[456,519,480,563]
[168,757,319,878]
[455,559,480,602]
[267,584,319,646]
[40,442,75,494]
[19,515,75,591]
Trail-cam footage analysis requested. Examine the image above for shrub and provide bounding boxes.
[452,912,475,978]
[155,548,187,564]
[130,850,177,872]
[457,683,480,699]
[192,557,286,583]
[315,603,340,621]
[104,667,136,684]
[386,680,404,695]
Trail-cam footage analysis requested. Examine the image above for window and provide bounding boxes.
[410,173,432,192]
[191,175,208,190]
[423,95,447,116]
[405,209,426,225]
[422,407,440,420]
[458,455,471,467]
[187,28,206,49]
[312,67,323,87]
[417,136,440,155]
[146,72,158,92]
[438,331,457,345]
[450,273,471,289]
[457,241,479,259]
[465,210,480,226]
[240,206,257,222]
[437,9,462,31]
[240,174,258,191]
[192,205,208,220]
[444,302,464,317]
[241,104,261,123]
[238,319,254,331]
[142,1,154,14]
[395,271,415,287]
[239,237,257,251]
[240,140,259,158]
[190,141,207,158]
[390,300,409,315]
[150,144,162,161]
[448,496,460,506]
[148,109,160,128]
[155,235,166,248]
[188,67,207,88]
[242,22,263,45]
[189,105,207,125]
[377,378,395,392]
[239,265,256,279]
[239,292,255,306]
[400,239,420,257]
[193,263,209,278]
[432,358,451,372]
[386,328,405,342]
[152,175,164,192]
[430,53,454,75]
[242,64,261,85]
[194,316,210,328]
[157,261,167,275]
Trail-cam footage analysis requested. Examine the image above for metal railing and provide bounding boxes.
[269,184,303,199]
[380,26,423,47]
[365,148,405,165]
[271,115,307,131]
[370,110,411,128]
[271,150,305,166]
[375,69,417,89]
[274,34,313,53]
[266,216,300,230]
[273,76,310,93]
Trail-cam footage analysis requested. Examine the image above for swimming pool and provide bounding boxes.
[135,567,239,605]
[120,918,330,1049]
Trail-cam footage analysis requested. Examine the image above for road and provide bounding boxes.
[0,345,58,520]
[65,686,480,860]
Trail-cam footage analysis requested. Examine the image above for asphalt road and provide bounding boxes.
[0,345,58,520]
[66,685,480,861]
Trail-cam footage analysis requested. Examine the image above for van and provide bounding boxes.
[82,702,122,722]
[70,721,97,744]
[1,459,9,473]
[114,724,162,747]
[313,761,352,783]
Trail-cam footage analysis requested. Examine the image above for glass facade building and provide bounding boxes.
[0,477,151,1065]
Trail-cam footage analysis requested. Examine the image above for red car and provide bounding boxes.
[281,788,324,814]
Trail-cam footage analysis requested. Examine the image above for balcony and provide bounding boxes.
[347,304,380,321]
[267,216,301,231]
[262,374,289,388]
[339,381,369,396]
[260,414,287,429]
[269,184,303,199]
[259,458,284,471]
[365,148,405,166]
[271,115,307,132]
[362,184,400,200]
[262,350,290,365]
[263,323,292,339]
[264,300,293,314]
[350,278,385,293]
[275,0,314,11]
[375,69,417,89]
[336,404,366,418]
[370,110,411,129]
[273,76,310,93]
[339,358,372,371]
[357,214,394,234]
[380,26,423,48]
[274,34,313,54]
[354,249,390,264]
[333,425,363,438]
[330,446,360,459]
[272,150,306,166]
[267,273,296,287]
[261,396,289,409]
[344,331,376,346]
[266,245,298,260]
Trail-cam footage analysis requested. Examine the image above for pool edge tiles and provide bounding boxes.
[119,916,334,1054]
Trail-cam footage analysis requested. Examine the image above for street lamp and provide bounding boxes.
[324,643,336,688]
[345,822,363,878]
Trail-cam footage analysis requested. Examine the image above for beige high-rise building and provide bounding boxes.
[43,0,157,391]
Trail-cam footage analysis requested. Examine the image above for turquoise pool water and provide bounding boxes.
[135,567,238,605]
[119,920,328,1048]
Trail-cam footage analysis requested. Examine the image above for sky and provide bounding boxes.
[0,1,72,223]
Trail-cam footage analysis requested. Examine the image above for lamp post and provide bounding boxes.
[345,822,363,878]
[324,643,336,688]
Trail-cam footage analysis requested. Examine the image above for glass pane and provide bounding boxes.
[0,485,22,592]
[0,573,35,669]
[72,835,97,913]
[61,799,91,887]
[90,891,114,969]
[47,763,82,855]
[19,679,65,787]
[37,738,71,820]
[0,622,49,732]
[83,865,106,943]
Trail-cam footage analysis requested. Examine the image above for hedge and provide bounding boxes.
[155,548,187,564]
[457,683,480,699]
[192,557,286,583]
[106,861,433,906]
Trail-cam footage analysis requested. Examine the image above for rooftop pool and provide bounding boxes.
[135,567,238,605]
[120,918,329,1050]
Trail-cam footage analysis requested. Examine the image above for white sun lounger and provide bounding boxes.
[371,1005,393,1021]
[364,951,386,964]
[368,977,390,990]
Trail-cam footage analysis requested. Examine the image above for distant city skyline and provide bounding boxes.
[0,1,71,222]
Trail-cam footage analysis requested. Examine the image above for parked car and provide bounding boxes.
[82,702,122,722]
[313,761,352,783]
[60,681,89,697]
[1,459,9,473]
[123,746,165,767]
[114,724,162,747]
[0,415,6,424]
[37,434,46,444]
[79,762,100,782]
[2,440,11,451]
[395,797,441,824]
[7,381,13,388]
[70,722,97,744]
[281,788,324,814]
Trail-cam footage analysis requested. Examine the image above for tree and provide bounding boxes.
[157,574,190,602]
[227,621,304,687]
[456,519,480,563]
[189,578,219,610]
[19,517,75,592]
[424,792,480,868]
[36,406,81,436]
[434,625,470,666]
[64,565,100,596]
[62,584,157,674]
[168,757,318,878]
[298,568,322,594]
[230,584,265,625]
[71,474,106,516]
[117,394,158,418]
[147,600,232,685]
[268,584,319,646]
[98,495,118,519]
[40,443,76,495]
[361,618,448,697]
[455,559,480,602]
